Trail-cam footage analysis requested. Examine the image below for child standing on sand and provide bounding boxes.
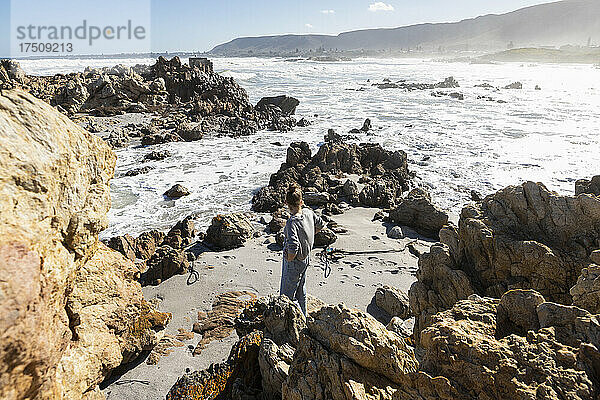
[280,184,324,316]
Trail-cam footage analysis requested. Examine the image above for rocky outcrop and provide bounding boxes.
[164,184,190,199]
[419,294,595,399]
[389,188,449,239]
[252,140,412,213]
[4,57,304,148]
[0,89,169,400]
[374,76,459,91]
[576,176,600,196]
[204,213,255,250]
[410,181,600,343]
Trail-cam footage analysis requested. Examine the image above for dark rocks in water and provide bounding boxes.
[164,184,190,199]
[434,76,460,89]
[286,141,311,167]
[124,166,154,177]
[4,57,301,145]
[504,81,523,89]
[535,85,542,90]
[204,213,254,250]
[176,122,203,141]
[256,95,300,115]
[470,189,483,201]
[389,188,449,239]
[431,91,464,100]
[324,128,343,142]
[349,118,372,134]
[144,149,172,161]
[576,176,600,196]
[104,128,131,148]
[252,139,412,213]
[475,83,495,89]
[375,76,459,91]
[296,117,311,127]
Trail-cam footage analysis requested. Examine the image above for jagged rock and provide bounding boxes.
[258,296,307,399]
[124,165,154,177]
[389,188,449,239]
[252,141,411,212]
[420,295,594,400]
[303,191,331,206]
[144,149,172,161]
[256,95,300,115]
[503,81,523,89]
[107,234,137,261]
[576,176,600,196]
[386,317,413,338]
[167,331,264,400]
[57,244,171,397]
[283,304,418,399]
[205,213,254,250]
[296,117,311,127]
[571,264,600,314]
[375,286,410,319]
[164,184,190,199]
[164,216,196,249]
[134,230,166,260]
[0,89,169,399]
[268,208,290,234]
[591,250,600,264]
[349,118,372,134]
[495,289,545,338]
[411,181,600,344]
[286,141,311,167]
[307,304,418,384]
[409,243,475,343]
[142,245,189,286]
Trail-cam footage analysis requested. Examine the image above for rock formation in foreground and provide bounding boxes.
[0,89,170,400]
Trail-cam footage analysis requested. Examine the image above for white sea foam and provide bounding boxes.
[17,57,600,238]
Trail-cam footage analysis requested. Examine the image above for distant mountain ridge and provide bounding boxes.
[210,0,600,55]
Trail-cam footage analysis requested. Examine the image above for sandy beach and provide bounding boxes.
[102,207,433,399]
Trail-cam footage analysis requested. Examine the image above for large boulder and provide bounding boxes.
[389,188,449,239]
[256,95,300,115]
[204,213,254,250]
[374,286,410,319]
[0,89,169,399]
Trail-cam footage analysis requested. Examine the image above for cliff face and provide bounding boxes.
[0,89,169,400]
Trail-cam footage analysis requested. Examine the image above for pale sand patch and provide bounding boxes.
[102,207,434,399]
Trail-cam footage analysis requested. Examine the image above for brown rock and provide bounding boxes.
[0,89,168,399]
[374,286,410,319]
[576,176,600,196]
[142,245,189,286]
[389,188,449,239]
[495,289,545,338]
[204,213,254,250]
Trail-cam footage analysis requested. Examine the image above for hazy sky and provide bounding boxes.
[1,0,555,56]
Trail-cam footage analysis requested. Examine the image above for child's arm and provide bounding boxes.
[285,222,300,261]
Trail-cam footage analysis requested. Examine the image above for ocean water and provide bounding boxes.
[18,57,600,238]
